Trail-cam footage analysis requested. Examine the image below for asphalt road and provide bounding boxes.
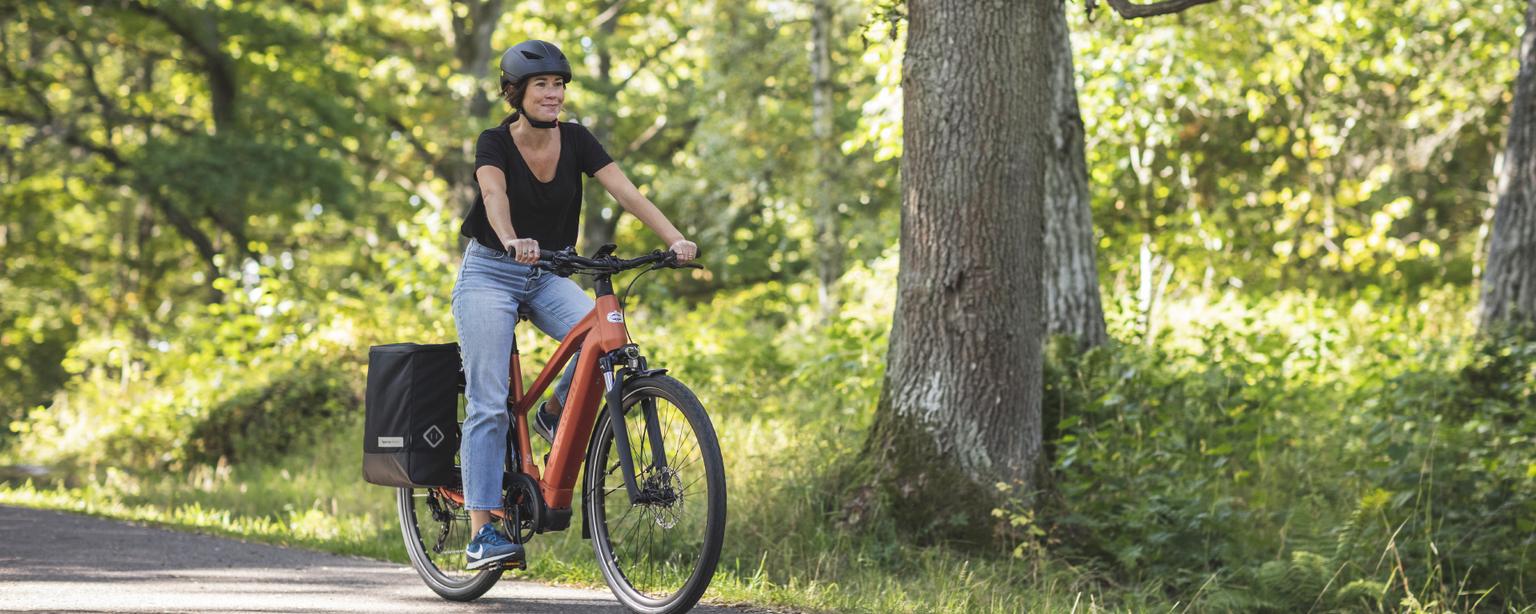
[0,505,761,613]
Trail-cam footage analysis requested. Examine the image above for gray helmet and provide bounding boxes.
[499,40,572,89]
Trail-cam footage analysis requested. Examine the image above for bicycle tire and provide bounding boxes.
[584,375,727,614]
[397,486,502,601]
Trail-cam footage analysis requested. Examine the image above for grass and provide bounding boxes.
[0,410,1130,613]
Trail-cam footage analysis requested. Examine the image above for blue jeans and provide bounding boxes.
[452,240,594,510]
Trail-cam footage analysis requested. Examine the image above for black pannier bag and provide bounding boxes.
[363,342,462,488]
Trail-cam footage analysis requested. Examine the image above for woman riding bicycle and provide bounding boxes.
[452,39,697,570]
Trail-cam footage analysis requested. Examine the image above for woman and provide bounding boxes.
[452,39,697,570]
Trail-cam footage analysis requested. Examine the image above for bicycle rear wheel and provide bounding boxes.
[397,486,502,601]
[585,375,726,614]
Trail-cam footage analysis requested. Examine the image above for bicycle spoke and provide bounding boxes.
[612,501,640,532]
[670,455,700,474]
[644,510,656,588]
[674,436,699,468]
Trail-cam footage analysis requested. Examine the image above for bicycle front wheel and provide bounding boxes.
[397,486,502,601]
[585,375,727,614]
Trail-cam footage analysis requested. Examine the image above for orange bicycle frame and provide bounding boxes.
[502,292,629,509]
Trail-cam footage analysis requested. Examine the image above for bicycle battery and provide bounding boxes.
[363,342,462,488]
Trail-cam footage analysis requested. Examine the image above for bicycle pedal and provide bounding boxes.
[499,558,527,570]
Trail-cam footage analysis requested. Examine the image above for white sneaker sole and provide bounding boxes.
[465,551,516,570]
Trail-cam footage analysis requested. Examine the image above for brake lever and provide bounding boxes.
[533,260,578,277]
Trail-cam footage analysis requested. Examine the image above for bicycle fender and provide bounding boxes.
[628,367,668,379]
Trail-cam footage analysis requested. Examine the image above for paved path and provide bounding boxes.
[0,505,759,613]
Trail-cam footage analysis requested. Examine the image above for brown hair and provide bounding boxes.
[498,79,530,126]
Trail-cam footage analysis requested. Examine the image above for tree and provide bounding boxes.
[812,0,844,322]
[1027,0,1232,351]
[1045,0,1108,348]
[863,0,1229,537]
[1478,0,1536,332]
[558,0,701,254]
[864,0,1053,536]
[635,0,892,290]
[445,0,505,223]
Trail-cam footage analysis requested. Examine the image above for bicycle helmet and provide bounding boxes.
[499,40,573,89]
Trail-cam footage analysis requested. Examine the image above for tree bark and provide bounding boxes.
[1044,0,1109,348]
[812,0,843,323]
[865,0,1050,540]
[1097,0,1220,20]
[1479,0,1536,332]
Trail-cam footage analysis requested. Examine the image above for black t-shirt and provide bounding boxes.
[460,121,614,252]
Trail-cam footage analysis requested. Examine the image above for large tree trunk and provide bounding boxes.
[1479,0,1536,332]
[812,0,843,323]
[1044,1,1108,348]
[864,0,1051,540]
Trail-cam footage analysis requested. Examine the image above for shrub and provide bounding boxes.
[185,357,361,465]
[1039,295,1535,609]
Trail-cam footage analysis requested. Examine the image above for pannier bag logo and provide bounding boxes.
[423,425,446,448]
[606,311,624,323]
[377,436,404,448]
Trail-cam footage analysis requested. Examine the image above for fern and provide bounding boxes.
[1255,551,1332,612]
[1335,579,1387,611]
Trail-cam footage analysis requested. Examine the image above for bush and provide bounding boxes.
[185,357,360,465]
[1039,295,1535,610]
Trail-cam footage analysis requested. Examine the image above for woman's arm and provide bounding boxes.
[593,163,697,261]
[476,166,540,263]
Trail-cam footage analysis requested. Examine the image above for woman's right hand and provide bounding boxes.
[505,238,540,264]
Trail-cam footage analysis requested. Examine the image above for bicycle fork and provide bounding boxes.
[600,345,672,506]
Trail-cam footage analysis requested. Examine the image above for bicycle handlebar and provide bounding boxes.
[533,247,703,277]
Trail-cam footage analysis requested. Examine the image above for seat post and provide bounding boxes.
[508,305,534,402]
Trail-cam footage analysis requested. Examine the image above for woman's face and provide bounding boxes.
[522,75,566,123]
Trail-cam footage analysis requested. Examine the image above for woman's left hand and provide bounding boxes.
[669,239,698,263]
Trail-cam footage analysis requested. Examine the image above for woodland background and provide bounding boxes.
[2,0,1534,612]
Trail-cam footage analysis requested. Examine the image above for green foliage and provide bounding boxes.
[3,254,1117,613]
[1074,0,1522,294]
[1038,290,1535,610]
[1350,325,1536,609]
[10,268,1536,612]
[186,357,359,465]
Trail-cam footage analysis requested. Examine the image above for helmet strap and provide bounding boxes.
[514,110,557,129]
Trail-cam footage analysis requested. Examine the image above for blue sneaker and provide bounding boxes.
[532,401,560,443]
[465,523,524,570]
